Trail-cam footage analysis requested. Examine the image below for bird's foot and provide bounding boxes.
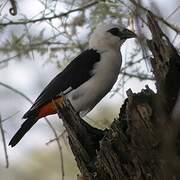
[53,95,65,109]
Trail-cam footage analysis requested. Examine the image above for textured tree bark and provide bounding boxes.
[54,12,180,180]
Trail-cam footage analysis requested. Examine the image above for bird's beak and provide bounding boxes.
[120,29,136,39]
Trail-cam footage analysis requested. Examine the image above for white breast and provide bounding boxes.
[67,50,122,116]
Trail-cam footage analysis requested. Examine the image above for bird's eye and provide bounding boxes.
[107,28,120,36]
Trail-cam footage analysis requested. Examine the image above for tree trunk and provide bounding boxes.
[54,11,180,180]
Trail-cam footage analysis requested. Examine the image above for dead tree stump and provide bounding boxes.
[54,12,180,180]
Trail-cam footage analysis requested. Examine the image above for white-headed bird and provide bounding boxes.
[9,22,136,147]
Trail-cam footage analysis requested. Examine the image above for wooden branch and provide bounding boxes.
[55,87,176,179]
[128,0,180,33]
[0,1,98,27]
[54,98,105,178]
[54,11,180,180]
[147,11,180,113]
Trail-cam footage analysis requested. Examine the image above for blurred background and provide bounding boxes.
[0,0,179,179]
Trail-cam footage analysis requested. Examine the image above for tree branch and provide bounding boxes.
[128,0,180,33]
[0,114,9,168]
[0,1,98,27]
[53,97,105,179]
[121,71,154,80]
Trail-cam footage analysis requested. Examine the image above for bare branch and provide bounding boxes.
[0,1,98,27]
[45,119,65,180]
[0,114,9,168]
[128,0,180,33]
[121,71,154,80]
[0,81,64,179]
[46,130,66,146]
[166,5,180,20]
[1,111,20,123]
[0,81,32,103]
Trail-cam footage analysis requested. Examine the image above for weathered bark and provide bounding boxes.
[54,12,180,180]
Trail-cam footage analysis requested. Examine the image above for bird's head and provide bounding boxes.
[89,22,136,51]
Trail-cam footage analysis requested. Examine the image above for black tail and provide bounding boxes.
[9,114,37,147]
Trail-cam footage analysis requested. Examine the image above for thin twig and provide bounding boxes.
[46,130,66,145]
[0,31,65,65]
[0,81,64,179]
[0,1,98,27]
[0,114,9,168]
[45,119,65,180]
[121,71,154,80]
[1,111,20,123]
[128,0,180,33]
[0,0,9,15]
[0,54,22,66]
[0,82,32,102]
[166,5,180,20]
[172,33,179,44]
[24,24,35,60]
[121,56,150,72]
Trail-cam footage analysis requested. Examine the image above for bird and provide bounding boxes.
[9,22,136,147]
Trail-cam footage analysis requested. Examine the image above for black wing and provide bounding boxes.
[23,49,100,118]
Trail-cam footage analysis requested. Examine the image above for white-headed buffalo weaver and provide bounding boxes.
[9,22,136,147]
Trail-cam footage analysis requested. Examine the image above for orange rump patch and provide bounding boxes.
[38,96,64,118]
